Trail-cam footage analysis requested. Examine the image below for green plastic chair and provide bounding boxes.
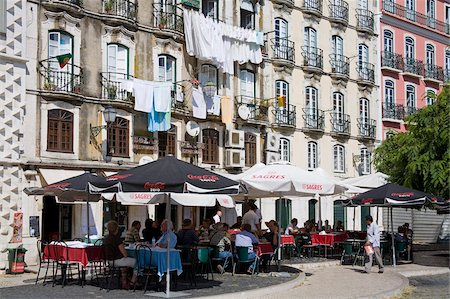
[233,246,258,275]
[197,247,213,280]
[341,242,355,265]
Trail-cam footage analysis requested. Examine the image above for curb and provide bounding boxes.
[287,260,341,270]
[398,267,450,277]
[192,271,306,299]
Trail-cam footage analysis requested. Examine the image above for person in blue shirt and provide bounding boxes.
[364,215,384,273]
[235,224,259,274]
[156,219,177,249]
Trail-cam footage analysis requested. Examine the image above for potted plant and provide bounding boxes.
[104,0,115,14]
[159,14,168,29]
[106,84,117,100]
[43,80,55,91]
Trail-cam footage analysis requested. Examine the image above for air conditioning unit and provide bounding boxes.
[225,130,244,149]
[266,133,280,152]
[265,151,280,164]
[225,149,245,168]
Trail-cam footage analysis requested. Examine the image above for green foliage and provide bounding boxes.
[374,86,450,198]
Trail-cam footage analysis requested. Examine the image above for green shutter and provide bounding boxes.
[360,206,370,231]
[333,201,347,230]
[276,198,292,230]
[308,199,317,222]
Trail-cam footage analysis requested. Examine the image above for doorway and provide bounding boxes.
[42,196,72,241]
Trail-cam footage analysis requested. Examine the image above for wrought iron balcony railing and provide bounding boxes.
[101,72,134,102]
[301,46,323,70]
[302,108,325,131]
[382,0,449,35]
[382,104,405,120]
[328,0,348,24]
[273,104,296,127]
[329,54,349,76]
[357,118,376,139]
[268,37,295,62]
[424,64,445,82]
[330,112,350,135]
[356,62,375,83]
[445,69,450,83]
[403,57,424,76]
[43,0,83,6]
[356,9,374,33]
[381,51,404,70]
[404,105,417,117]
[153,3,184,34]
[39,62,83,93]
[271,0,295,7]
[103,0,137,20]
[302,0,323,15]
[235,95,270,123]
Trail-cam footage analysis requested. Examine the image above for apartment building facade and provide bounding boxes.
[380,0,449,137]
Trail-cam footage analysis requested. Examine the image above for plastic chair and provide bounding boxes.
[340,242,356,265]
[135,244,156,294]
[51,240,81,287]
[210,246,233,275]
[179,246,197,286]
[297,233,318,258]
[197,247,214,280]
[352,241,366,267]
[233,246,259,276]
[35,240,55,285]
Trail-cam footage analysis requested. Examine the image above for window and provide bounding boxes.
[383,30,393,53]
[239,69,255,98]
[333,144,345,173]
[426,44,435,65]
[240,0,254,29]
[384,80,395,106]
[48,31,73,71]
[307,141,318,170]
[158,54,176,84]
[279,138,290,162]
[202,0,218,20]
[275,80,289,108]
[406,0,415,21]
[405,37,414,59]
[202,129,219,164]
[158,131,176,158]
[406,84,416,109]
[274,18,289,59]
[333,92,344,117]
[107,117,129,157]
[244,133,257,167]
[425,89,436,106]
[446,49,450,70]
[331,35,344,56]
[304,27,317,49]
[47,109,74,153]
[360,147,371,175]
[305,86,318,126]
[199,64,218,96]
[358,43,369,65]
[107,44,129,78]
[427,0,436,27]
[0,0,5,35]
[359,98,370,133]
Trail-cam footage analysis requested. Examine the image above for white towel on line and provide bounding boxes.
[192,87,206,119]
[153,82,173,113]
[133,78,154,113]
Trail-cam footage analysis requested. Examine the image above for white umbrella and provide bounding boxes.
[341,172,388,189]
[311,168,366,194]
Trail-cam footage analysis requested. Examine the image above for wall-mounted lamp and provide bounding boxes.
[89,105,117,138]
[203,81,217,98]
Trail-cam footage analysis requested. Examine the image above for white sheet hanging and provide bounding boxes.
[153,82,172,113]
[192,87,206,119]
[133,79,154,113]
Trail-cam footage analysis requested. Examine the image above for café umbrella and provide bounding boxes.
[89,155,240,298]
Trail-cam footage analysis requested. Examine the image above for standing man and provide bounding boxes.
[213,210,222,224]
[242,203,261,236]
[364,215,384,273]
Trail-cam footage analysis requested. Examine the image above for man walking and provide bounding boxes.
[364,215,384,273]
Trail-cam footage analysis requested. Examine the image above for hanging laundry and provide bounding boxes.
[212,95,221,116]
[277,95,286,108]
[205,95,214,114]
[192,87,206,119]
[153,82,172,113]
[176,85,184,103]
[148,100,171,132]
[133,79,154,113]
[221,96,233,124]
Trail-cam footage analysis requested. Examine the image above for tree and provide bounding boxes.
[374,86,450,199]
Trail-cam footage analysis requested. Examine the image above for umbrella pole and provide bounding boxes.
[353,208,356,231]
[166,193,171,297]
[278,197,282,271]
[390,206,396,267]
[87,194,90,243]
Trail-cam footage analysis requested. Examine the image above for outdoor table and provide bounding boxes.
[280,235,295,246]
[256,242,274,256]
[44,241,103,268]
[311,233,349,246]
[126,246,183,279]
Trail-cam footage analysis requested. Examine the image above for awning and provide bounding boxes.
[241,0,254,12]
[39,169,85,185]
[104,171,117,177]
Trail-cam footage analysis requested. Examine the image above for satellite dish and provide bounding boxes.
[238,105,250,120]
[186,121,200,137]
[139,156,154,165]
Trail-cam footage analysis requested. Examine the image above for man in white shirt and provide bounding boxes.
[285,218,299,235]
[242,203,261,236]
[213,210,222,224]
[364,215,384,273]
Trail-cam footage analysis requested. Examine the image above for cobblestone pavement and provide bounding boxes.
[0,265,299,299]
[398,274,449,299]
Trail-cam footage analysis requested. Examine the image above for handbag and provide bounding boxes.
[364,244,374,255]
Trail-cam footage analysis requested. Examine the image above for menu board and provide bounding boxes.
[29,216,40,238]
[10,212,23,243]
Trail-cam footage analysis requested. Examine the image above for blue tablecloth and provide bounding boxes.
[126,247,183,279]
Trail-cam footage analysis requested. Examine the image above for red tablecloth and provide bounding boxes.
[227,229,241,235]
[311,233,349,246]
[256,243,273,256]
[44,244,103,268]
[280,235,295,246]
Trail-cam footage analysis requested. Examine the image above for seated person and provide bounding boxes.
[104,220,137,289]
[177,219,199,247]
[323,220,332,232]
[285,218,299,235]
[124,221,141,244]
[142,219,155,242]
[209,223,232,272]
[198,218,211,240]
[263,220,279,250]
[156,219,177,249]
[231,216,243,229]
[235,224,259,274]
[334,220,344,232]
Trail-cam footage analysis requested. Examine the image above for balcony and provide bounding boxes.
[153,3,184,34]
[271,0,295,9]
[39,62,83,94]
[403,57,424,77]
[330,112,350,136]
[381,51,403,72]
[302,0,323,18]
[404,105,417,117]
[302,108,325,132]
[424,64,445,83]
[42,0,82,7]
[235,96,270,125]
[382,0,449,35]
[301,46,323,72]
[102,0,137,21]
[355,9,374,34]
[273,104,296,128]
[328,0,348,25]
[101,72,134,102]
[329,54,349,79]
[265,37,295,64]
[445,69,450,83]
[382,104,405,121]
[356,62,375,85]
[357,118,376,139]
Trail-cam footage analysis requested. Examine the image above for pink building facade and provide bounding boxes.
[380,0,450,137]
